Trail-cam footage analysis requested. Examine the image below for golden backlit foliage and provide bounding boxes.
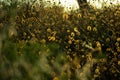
[0,2,120,80]
[14,3,120,80]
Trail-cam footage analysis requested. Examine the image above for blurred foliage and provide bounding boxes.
[0,1,120,80]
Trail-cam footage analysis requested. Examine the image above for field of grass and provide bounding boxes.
[0,2,120,80]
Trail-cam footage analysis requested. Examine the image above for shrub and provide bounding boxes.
[0,2,120,80]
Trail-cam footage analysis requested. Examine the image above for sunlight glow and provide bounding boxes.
[0,0,120,11]
[87,0,120,9]
[43,0,79,12]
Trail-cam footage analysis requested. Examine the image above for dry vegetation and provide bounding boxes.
[0,2,120,80]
